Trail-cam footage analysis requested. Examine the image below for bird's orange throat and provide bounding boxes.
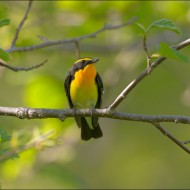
[74,64,97,85]
[70,64,98,108]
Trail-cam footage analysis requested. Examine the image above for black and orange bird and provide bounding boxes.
[64,57,104,141]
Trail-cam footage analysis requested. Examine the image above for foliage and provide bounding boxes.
[158,42,189,63]
[137,18,181,34]
[136,18,188,63]
[0,18,10,28]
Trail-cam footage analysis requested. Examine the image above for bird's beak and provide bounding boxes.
[92,58,99,63]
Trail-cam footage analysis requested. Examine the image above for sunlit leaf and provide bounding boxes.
[136,22,146,34]
[0,18,10,28]
[146,18,180,34]
[0,48,10,62]
[158,42,189,63]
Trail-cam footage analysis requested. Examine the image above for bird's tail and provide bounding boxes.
[75,117,103,141]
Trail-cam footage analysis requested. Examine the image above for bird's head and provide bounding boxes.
[74,57,99,69]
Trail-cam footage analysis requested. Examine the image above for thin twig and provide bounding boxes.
[75,41,80,59]
[0,59,47,72]
[183,139,190,145]
[10,0,33,49]
[108,38,190,110]
[143,35,151,67]
[152,123,190,154]
[37,35,49,42]
[7,16,138,53]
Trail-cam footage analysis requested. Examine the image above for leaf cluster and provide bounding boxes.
[136,18,188,63]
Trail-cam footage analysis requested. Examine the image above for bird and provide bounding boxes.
[64,57,104,141]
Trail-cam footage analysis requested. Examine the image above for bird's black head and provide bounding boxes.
[69,57,99,76]
[74,57,99,69]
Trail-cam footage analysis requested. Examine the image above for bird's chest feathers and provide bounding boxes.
[74,64,96,86]
[70,64,98,108]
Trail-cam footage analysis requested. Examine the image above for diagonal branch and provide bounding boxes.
[7,16,137,53]
[152,123,190,154]
[108,38,190,110]
[10,0,33,49]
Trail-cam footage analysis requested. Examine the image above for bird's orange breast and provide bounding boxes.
[70,64,98,108]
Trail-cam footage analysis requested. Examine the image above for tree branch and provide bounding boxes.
[143,34,151,67]
[0,106,190,125]
[10,0,33,49]
[152,123,190,154]
[0,59,47,72]
[75,41,80,59]
[7,16,137,53]
[108,38,190,110]
[1,106,190,153]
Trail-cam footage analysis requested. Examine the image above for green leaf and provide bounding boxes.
[0,128,11,143]
[136,22,146,34]
[146,18,180,34]
[0,18,10,28]
[158,42,189,63]
[0,48,10,62]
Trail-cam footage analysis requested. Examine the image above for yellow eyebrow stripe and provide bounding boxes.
[75,57,92,64]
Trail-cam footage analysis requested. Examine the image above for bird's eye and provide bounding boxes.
[82,60,85,64]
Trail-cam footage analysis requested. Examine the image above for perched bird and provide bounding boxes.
[64,57,104,141]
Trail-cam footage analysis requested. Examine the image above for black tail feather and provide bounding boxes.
[92,117,103,139]
[80,117,92,141]
[92,123,103,139]
[75,117,103,141]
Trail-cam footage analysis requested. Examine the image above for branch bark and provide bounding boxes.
[1,106,190,154]
[0,59,47,72]
[152,123,190,154]
[0,106,190,125]
[10,0,33,49]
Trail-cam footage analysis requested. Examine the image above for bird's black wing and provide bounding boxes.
[91,72,104,134]
[64,72,74,108]
[64,72,86,134]
[95,72,104,108]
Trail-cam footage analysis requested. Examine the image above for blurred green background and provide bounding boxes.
[1,1,190,189]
